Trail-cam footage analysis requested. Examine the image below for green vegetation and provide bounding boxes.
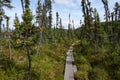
[0,0,120,80]
[74,0,120,80]
[0,40,73,80]
[0,0,76,80]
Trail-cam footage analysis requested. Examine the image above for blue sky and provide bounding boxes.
[4,0,120,29]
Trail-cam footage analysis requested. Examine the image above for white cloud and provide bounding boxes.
[55,0,77,7]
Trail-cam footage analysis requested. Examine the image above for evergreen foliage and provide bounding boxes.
[74,0,120,80]
[0,0,120,80]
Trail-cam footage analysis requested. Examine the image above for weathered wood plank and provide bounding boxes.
[64,46,75,80]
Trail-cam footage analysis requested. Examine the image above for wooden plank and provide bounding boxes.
[64,46,75,80]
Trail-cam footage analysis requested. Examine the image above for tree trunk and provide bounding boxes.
[8,37,12,60]
[119,10,120,21]
[105,6,109,28]
[21,0,25,13]
[6,17,12,60]
[0,18,2,56]
[26,47,32,80]
[94,21,97,54]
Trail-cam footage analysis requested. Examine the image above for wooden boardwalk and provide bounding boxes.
[64,46,77,80]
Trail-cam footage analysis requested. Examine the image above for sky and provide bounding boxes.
[4,0,120,29]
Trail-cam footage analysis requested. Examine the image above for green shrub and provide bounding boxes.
[89,67,109,80]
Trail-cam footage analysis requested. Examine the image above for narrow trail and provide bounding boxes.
[64,44,77,80]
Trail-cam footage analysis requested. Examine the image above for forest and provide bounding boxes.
[0,0,120,80]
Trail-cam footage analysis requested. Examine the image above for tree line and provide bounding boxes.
[0,0,76,80]
[74,0,120,80]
